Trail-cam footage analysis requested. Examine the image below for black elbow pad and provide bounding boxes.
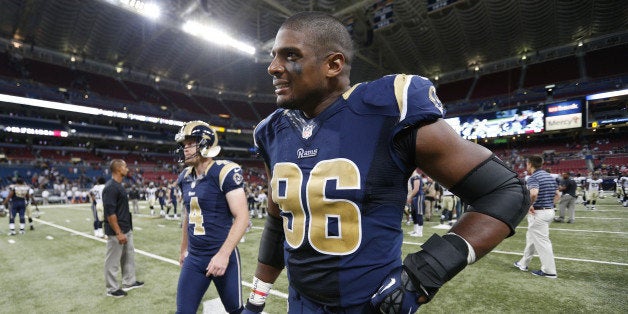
[450,155,530,236]
[258,214,285,269]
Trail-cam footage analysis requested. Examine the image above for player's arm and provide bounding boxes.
[206,187,249,277]
[407,179,420,202]
[414,119,528,255]
[106,214,127,244]
[415,119,527,293]
[528,187,538,214]
[179,204,189,267]
[3,190,14,206]
[375,119,529,312]
[244,165,284,314]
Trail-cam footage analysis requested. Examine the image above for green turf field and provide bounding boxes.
[1,195,626,313]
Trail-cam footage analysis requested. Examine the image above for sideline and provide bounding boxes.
[32,217,289,300]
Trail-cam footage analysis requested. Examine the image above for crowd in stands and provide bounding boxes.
[491,136,628,178]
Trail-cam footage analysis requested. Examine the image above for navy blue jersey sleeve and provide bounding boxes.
[176,167,191,191]
[352,74,445,172]
[218,162,245,194]
[253,109,285,168]
[393,74,445,132]
[350,74,444,136]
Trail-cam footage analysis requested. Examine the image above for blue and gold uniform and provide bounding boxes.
[176,160,245,313]
[410,173,425,216]
[254,74,445,308]
[5,182,30,235]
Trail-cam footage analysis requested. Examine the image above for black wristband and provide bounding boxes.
[245,300,265,313]
[403,233,468,302]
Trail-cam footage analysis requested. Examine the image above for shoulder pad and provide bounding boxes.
[346,75,403,116]
[177,166,193,183]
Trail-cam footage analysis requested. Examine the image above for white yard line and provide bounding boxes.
[32,217,288,299]
[571,217,625,220]
[516,226,628,235]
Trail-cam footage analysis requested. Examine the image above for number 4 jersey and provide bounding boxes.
[254,74,445,307]
[177,160,244,255]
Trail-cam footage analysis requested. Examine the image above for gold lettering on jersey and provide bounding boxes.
[189,197,205,235]
[271,159,362,256]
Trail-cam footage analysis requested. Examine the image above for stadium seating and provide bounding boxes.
[470,68,521,100]
[1,45,626,193]
[523,55,580,88]
[585,44,628,79]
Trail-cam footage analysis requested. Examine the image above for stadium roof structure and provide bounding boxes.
[0,0,626,101]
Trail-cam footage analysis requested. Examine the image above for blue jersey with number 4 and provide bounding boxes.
[177,160,244,255]
[254,74,445,307]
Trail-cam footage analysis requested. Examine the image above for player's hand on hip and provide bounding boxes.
[371,266,421,314]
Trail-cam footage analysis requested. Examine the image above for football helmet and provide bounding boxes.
[175,120,221,162]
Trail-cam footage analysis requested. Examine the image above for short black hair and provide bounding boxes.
[97,177,106,184]
[527,155,543,169]
[280,11,354,65]
[109,159,125,173]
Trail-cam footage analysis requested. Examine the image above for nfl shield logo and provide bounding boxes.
[302,124,314,139]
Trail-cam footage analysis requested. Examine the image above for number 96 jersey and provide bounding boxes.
[254,74,445,307]
[177,160,244,255]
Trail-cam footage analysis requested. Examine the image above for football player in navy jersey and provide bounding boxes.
[3,178,30,235]
[407,170,425,237]
[175,120,249,314]
[243,12,530,314]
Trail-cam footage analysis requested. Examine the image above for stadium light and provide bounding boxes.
[11,40,22,49]
[104,0,160,20]
[181,21,256,55]
[141,3,161,20]
[0,93,252,134]
[586,88,628,101]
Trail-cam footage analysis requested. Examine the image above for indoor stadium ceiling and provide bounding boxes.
[0,0,627,97]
